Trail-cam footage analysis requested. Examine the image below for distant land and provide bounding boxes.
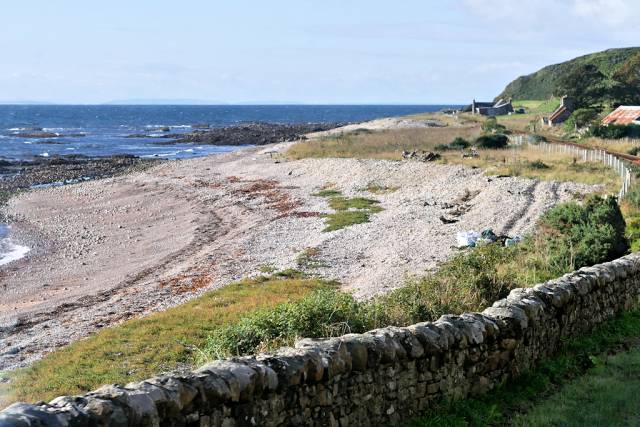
[496,47,640,101]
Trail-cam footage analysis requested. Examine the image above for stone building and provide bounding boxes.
[542,96,574,126]
[466,98,514,116]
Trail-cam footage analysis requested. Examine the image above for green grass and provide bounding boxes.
[512,345,640,426]
[313,190,383,232]
[359,182,399,194]
[323,211,374,232]
[407,309,640,427]
[327,196,382,212]
[0,274,327,408]
[312,189,342,197]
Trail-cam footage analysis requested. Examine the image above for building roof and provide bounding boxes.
[549,106,567,122]
[602,106,640,125]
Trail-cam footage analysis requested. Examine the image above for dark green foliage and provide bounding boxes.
[529,160,550,169]
[590,124,640,139]
[628,147,640,156]
[450,137,471,150]
[203,289,371,358]
[539,196,628,270]
[496,47,640,101]
[611,52,640,105]
[565,108,601,130]
[481,118,507,134]
[555,64,607,108]
[434,137,471,151]
[474,134,509,149]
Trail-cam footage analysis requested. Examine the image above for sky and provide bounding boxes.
[1,0,639,104]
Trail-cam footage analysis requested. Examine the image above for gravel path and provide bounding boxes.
[0,142,596,370]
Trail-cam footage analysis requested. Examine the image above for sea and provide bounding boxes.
[0,104,456,266]
[0,105,455,161]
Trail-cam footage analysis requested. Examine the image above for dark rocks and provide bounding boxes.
[0,155,159,200]
[173,122,343,146]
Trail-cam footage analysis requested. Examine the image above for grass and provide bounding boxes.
[407,309,640,427]
[0,274,327,408]
[439,145,621,195]
[511,345,640,426]
[313,189,383,232]
[359,182,399,194]
[287,125,482,161]
[286,123,621,195]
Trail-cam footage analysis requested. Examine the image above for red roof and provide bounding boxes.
[602,106,640,125]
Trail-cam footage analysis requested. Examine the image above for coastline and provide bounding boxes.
[0,119,597,371]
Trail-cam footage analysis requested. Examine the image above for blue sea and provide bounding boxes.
[0,105,454,161]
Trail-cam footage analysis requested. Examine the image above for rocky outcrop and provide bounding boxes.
[173,122,343,146]
[2,253,640,426]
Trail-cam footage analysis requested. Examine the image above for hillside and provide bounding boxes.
[496,47,640,101]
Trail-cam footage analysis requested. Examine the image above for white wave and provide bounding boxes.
[148,133,164,137]
[23,141,33,144]
[0,240,30,266]
[66,147,76,150]
[182,148,194,152]
[39,152,49,157]
[140,151,179,158]
[169,125,192,129]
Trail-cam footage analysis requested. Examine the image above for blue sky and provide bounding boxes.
[1,0,638,104]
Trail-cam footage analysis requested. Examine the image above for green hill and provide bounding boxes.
[496,47,640,101]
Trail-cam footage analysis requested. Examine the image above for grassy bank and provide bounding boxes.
[286,126,620,194]
[200,195,627,359]
[0,273,331,408]
[287,126,482,160]
[407,309,640,427]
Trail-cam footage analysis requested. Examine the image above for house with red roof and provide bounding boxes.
[602,106,640,125]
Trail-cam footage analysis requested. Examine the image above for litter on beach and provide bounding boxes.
[456,229,522,248]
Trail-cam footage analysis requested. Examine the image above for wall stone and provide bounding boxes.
[2,253,640,427]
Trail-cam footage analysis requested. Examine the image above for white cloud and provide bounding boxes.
[571,0,639,26]
[464,0,640,28]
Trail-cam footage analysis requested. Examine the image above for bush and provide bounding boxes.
[475,134,509,149]
[565,108,600,131]
[481,117,507,134]
[628,147,640,156]
[539,195,628,269]
[434,137,471,151]
[528,160,550,169]
[590,124,640,139]
[203,289,373,358]
[450,137,471,150]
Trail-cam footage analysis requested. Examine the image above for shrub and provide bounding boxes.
[434,137,471,152]
[450,137,471,150]
[628,147,640,156]
[539,195,628,269]
[590,124,640,139]
[528,160,550,170]
[475,134,509,149]
[565,108,600,130]
[203,289,372,358]
[481,117,507,134]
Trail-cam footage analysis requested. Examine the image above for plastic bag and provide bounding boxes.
[456,230,480,248]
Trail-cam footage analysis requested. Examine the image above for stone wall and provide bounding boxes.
[3,253,640,427]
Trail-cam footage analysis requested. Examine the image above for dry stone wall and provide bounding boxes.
[3,253,640,427]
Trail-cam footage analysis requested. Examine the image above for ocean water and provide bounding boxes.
[0,105,454,161]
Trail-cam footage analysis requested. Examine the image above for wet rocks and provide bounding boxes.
[174,122,343,146]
